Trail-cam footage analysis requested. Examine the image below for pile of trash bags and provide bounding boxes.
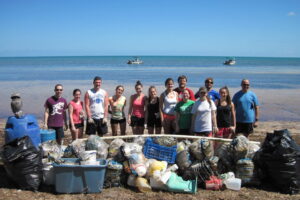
[1,129,300,195]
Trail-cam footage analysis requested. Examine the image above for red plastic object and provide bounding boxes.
[205,176,223,190]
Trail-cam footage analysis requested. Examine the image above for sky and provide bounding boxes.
[0,0,299,57]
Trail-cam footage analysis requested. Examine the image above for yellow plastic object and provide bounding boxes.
[136,177,152,192]
[149,160,167,176]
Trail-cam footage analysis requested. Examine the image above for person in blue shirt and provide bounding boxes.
[232,79,260,137]
[195,77,220,102]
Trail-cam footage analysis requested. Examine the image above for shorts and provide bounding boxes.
[163,113,176,120]
[86,118,108,136]
[130,116,145,127]
[69,122,84,129]
[110,118,126,124]
[48,126,64,141]
[178,129,190,135]
[147,116,162,128]
[236,122,253,136]
[216,127,232,138]
[194,131,212,137]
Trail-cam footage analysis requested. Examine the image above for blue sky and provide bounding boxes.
[0,0,299,57]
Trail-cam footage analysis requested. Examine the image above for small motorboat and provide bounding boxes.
[127,57,143,64]
[223,57,236,65]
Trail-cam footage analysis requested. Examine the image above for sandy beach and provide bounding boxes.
[1,120,300,200]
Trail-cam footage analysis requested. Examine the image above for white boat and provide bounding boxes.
[223,57,236,65]
[127,57,143,64]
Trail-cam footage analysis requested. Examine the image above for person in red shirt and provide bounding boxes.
[174,75,196,101]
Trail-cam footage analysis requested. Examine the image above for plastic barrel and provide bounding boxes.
[5,114,41,148]
[40,129,56,143]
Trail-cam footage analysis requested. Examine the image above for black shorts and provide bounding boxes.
[147,116,162,128]
[236,122,254,136]
[48,126,64,141]
[130,116,145,127]
[69,122,84,129]
[86,118,108,136]
[178,129,190,135]
[110,118,126,124]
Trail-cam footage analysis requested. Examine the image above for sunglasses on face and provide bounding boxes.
[205,81,213,84]
[56,89,63,91]
[242,84,250,86]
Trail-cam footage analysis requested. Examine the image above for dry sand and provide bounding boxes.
[0,120,300,200]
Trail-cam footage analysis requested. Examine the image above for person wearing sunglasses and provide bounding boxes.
[195,77,220,102]
[44,84,68,145]
[232,79,260,137]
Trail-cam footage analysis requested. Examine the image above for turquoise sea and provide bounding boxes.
[1,56,300,89]
[0,56,300,120]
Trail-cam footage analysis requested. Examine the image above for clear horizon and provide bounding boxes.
[1,0,299,57]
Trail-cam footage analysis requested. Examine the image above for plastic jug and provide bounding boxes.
[224,178,241,190]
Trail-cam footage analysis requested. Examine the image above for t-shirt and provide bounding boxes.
[174,100,195,129]
[232,90,259,123]
[208,90,220,102]
[191,99,216,132]
[174,87,196,101]
[44,96,68,127]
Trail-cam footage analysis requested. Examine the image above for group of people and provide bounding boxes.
[43,76,259,144]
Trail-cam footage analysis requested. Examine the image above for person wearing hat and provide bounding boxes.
[191,87,218,136]
[195,77,220,102]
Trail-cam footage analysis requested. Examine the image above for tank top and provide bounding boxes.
[162,91,177,115]
[110,96,126,120]
[147,97,160,120]
[217,101,232,128]
[87,88,106,119]
[132,94,145,118]
[69,100,83,124]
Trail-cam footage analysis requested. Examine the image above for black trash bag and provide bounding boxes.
[253,129,300,194]
[1,136,43,191]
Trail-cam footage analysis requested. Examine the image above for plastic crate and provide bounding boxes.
[53,158,107,193]
[40,129,56,143]
[143,138,177,164]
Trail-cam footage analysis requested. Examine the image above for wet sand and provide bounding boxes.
[1,80,300,121]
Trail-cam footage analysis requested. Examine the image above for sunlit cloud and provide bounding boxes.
[287,11,296,16]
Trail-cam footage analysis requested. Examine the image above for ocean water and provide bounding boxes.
[1,56,300,89]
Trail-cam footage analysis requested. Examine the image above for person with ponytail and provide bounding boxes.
[215,86,236,138]
[191,87,218,136]
[128,80,147,135]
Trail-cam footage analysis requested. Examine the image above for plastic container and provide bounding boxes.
[143,138,177,164]
[166,172,197,194]
[40,129,56,143]
[224,178,241,191]
[53,158,107,193]
[42,159,54,185]
[5,114,41,148]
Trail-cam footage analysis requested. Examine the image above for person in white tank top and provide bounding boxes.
[84,76,109,136]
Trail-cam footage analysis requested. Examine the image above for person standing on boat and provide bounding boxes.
[145,86,162,134]
[68,89,84,140]
[195,77,220,102]
[44,84,68,145]
[160,78,178,134]
[128,80,147,135]
[85,76,109,136]
[109,85,126,136]
[232,79,260,137]
[174,75,196,101]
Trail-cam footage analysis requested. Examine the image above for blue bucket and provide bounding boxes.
[40,129,56,143]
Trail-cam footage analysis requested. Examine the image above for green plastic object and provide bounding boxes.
[166,172,197,194]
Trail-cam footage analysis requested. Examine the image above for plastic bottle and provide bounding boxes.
[136,177,152,192]
[224,178,241,191]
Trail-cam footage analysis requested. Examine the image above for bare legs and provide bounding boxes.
[71,127,83,140]
[163,119,176,134]
[111,122,127,136]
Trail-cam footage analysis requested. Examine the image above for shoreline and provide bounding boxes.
[1,80,300,121]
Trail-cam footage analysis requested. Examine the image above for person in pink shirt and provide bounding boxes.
[68,89,84,140]
[128,80,147,135]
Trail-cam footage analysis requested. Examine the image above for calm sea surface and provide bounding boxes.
[1,56,300,89]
